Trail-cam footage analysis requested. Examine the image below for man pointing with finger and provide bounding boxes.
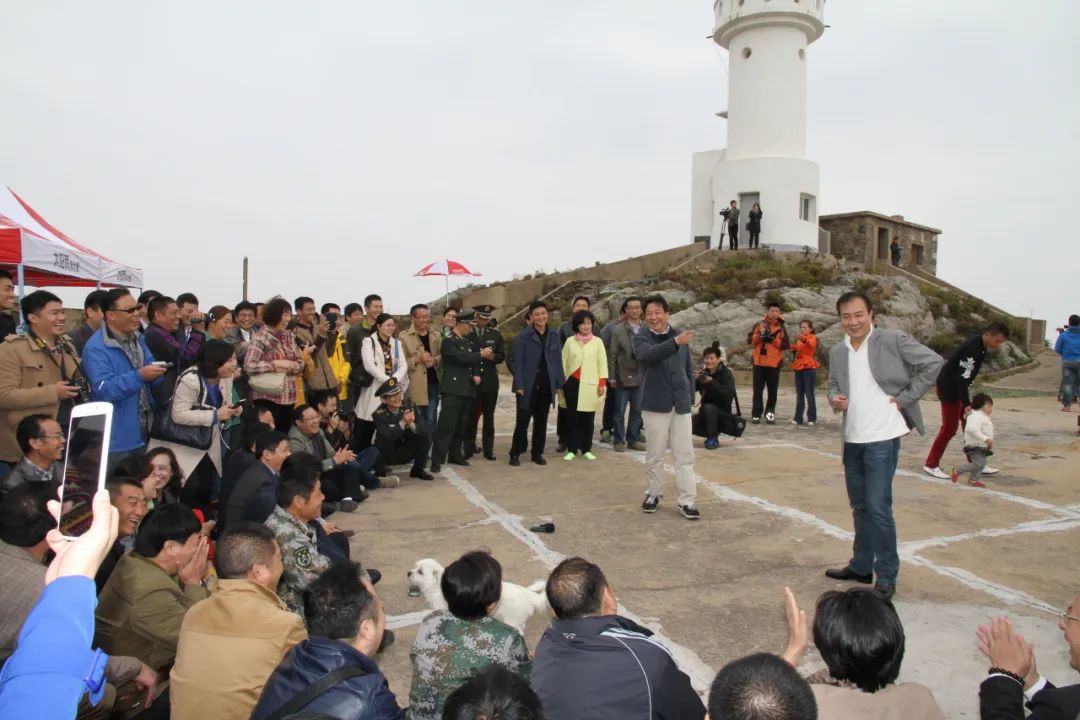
[633,295,700,520]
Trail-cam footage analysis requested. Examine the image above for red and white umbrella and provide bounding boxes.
[414,259,481,307]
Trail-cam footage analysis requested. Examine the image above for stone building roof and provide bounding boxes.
[819,211,941,235]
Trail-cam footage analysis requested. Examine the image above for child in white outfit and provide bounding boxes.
[951,393,994,487]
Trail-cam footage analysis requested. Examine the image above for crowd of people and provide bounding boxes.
[0,265,1075,719]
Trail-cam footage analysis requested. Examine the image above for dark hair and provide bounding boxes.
[242,414,273,451]
[643,294,668,313]
[835,290,874,315]
[442,665,544,720]
[142,447,182,484]
[215,522,277,580]
[21,289,62,319]
[800,319,815,332]
[262,297,292,328]
[984,321,1010,339]
[766,301,782,311]
[571,310,596,335]
[621,295,642,314]
[0,269,11,283]
[16,413,54,454]
[546,557,607,620]
[103,288,133,313]
[0,483,55,547]
[571,295,590,308]
[1070,315,1080,327]
[410,303,429,317]
[702,341,723,360]
[134,503,201,558]
[304,562,377,640]
[363,294,382,309]
[206,305,231,326]
[441,550,503,620]
[971,392,993,410]
[136,289,160,306]
[148,295,176,323]
[106,475,144,500]
[292,403,317,423]
[444,306,459,317]
[233,300,257,317]
[255,430,289,460]
[195,339,236,378]
[344,302,362,317]
[293,296,315,312]
[308,388,338,411]
[176,292,199,308]
[276,452,321,508]
[84,289,109,312]
[320,303,340,315]
[813,588,905,693]
[707,653,818,720]
[527,300,547,316]
[374,313,394,329]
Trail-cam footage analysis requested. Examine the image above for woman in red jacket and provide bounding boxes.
[791,320,820,426]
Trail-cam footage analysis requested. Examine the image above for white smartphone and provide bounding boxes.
[57,402,113,539]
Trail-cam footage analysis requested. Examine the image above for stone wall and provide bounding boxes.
[821,213,939,276]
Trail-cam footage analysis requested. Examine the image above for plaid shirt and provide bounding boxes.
[243,328,302,405]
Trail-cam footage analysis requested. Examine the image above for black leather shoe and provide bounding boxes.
[509,455,521,467]
[532,456,547,466]
[824,566,873,584]
[430,462,441,473]
[874,582,896,601]
[449,457,470,467]
[484,453,496,461]
[410,468,434,481]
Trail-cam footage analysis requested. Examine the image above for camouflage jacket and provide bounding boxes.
[264,506,331,621]
[407,610,531,720]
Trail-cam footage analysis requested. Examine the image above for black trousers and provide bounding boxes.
[601,389,616,434]
[432,394,472,464]
[351,419,376,452]
[749,231,760,249]
[556,406,568,448]
[254,400,294,433]
[466,390,498,456]
[752,365,781,417]
[321,462,368,501]
[381,429,432,472]
[511,382,551,460]
[562,378,596,454]
[728,223,740,249]
[693,404,730,438]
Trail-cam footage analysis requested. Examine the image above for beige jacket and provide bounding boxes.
[400,328,442,406]
[170,579,307,720]
[811,681,945,720]
[95,553,209,671]
[293,322,339,392]
[0,333,82,462]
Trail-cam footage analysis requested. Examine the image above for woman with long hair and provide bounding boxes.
[204,305,234,341]
[748,202,763,249]
[244,297,312,431]
[354,313,409,449]
[560,310,607,461]
[791,320,820,426]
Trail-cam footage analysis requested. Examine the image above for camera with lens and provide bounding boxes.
[71,374,92,404]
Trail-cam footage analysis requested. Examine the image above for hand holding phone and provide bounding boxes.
[58,402,113,539]
[140,364,168,381]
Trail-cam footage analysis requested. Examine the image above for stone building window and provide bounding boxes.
[742,47,752,59]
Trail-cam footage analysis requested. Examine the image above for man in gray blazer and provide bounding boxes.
[826,290,943,600]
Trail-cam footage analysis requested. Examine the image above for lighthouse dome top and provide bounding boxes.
[713,0,825,49]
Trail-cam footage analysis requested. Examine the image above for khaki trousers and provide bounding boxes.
[642,410,697,507]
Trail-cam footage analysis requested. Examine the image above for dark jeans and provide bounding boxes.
[556,406,568,447]
[562,378,595,454]
[749,231,760,249]
[601,389,616,434]
[511,382,551,460]
[794,369,817,423]
[425,381,440,428]
[751,365,780,417]
[466,390,498,456]
[322,446,381,499]
[693,403,730,439]
[728,223,739,249]
[613,385,643,444]
[432,394,471,464]
[843,438,901,584]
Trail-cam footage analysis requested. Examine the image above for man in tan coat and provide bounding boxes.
[170,523,307,720]
[292,297,339,396]
[0,290,83,465]
[400,303,442,429]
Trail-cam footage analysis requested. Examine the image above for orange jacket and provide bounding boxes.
[792,332,821,371]
[751,319,786,368]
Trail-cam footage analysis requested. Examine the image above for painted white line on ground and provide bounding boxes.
[900,517,1080,553]
[900,555,1061,615]
[439,465,718,693]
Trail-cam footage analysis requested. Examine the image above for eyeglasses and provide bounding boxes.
[35,433,64,440]
[109,304,144,315]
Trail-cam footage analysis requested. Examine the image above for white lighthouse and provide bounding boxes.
[691,0,826,250]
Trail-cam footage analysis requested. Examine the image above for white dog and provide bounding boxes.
[406,558,548,634]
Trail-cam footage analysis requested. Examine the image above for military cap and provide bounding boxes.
[375,377,404,398]
[456,310,476,324]
[473,304,496,319]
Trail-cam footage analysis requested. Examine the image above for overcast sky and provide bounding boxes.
[3,1,1076,336]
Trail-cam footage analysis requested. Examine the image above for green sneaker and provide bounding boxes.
[583,452,597,461]
[563,452,575,462]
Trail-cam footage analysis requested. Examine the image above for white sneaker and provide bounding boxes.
[923,466,951,480]
[982,466,1000,476]
[806,421,815,427]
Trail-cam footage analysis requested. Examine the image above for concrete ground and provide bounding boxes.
[333,351,1078,718]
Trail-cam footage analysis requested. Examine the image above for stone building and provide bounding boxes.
[819,211,940,276]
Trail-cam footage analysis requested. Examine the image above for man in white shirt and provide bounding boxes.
[825,291,942,600]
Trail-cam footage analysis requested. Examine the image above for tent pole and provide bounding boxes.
[445,275,449,310]
[15,264,25,325]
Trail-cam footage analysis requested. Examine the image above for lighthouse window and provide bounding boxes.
[799,48,806,59]
[742,47,752,59]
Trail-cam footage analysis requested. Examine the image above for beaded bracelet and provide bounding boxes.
[988,667,1025,686]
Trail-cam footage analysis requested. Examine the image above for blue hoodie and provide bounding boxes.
[1056,326,1080,362]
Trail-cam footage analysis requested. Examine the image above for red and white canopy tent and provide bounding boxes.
[415,259,481,309]
[0,186,143,308]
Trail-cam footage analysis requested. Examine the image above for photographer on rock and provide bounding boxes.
[750,301,788,425]
[719,200,740,250]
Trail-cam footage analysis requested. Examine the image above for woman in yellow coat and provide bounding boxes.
[561,309,608,461]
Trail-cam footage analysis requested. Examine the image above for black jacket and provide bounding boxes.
[979,675,1080,719]
[252,637,404,720]
[531,615,705,720]
[696,366,737,415]
[511,326,565,407]
[471,326,505,393]
[221,461,276,534]
[936,333,987,405]
[372,404,429,465]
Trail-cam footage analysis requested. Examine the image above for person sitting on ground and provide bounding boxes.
[95,476,148,593]
[217,407,275,528]
[531,556,705,719]
[693,343,740,450]
[278,452,359,567]
[170,523,308,720]
[707,652,817,720]
[976,596,1080,719]
[950,392,995,488]
[372,378,434,481]
[408,550,531,720]
[114,447,181,511]
[252,562,405,720]
[1,414,65,495]
[312,387,351,450]
[443,665,544,720]
[222,430,290,533]
[784,587,944,718]
[95,503,211,673]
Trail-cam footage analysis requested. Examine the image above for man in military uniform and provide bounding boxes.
[431,311,493,473]
[372,377,434,481]
[464,305,505,461]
